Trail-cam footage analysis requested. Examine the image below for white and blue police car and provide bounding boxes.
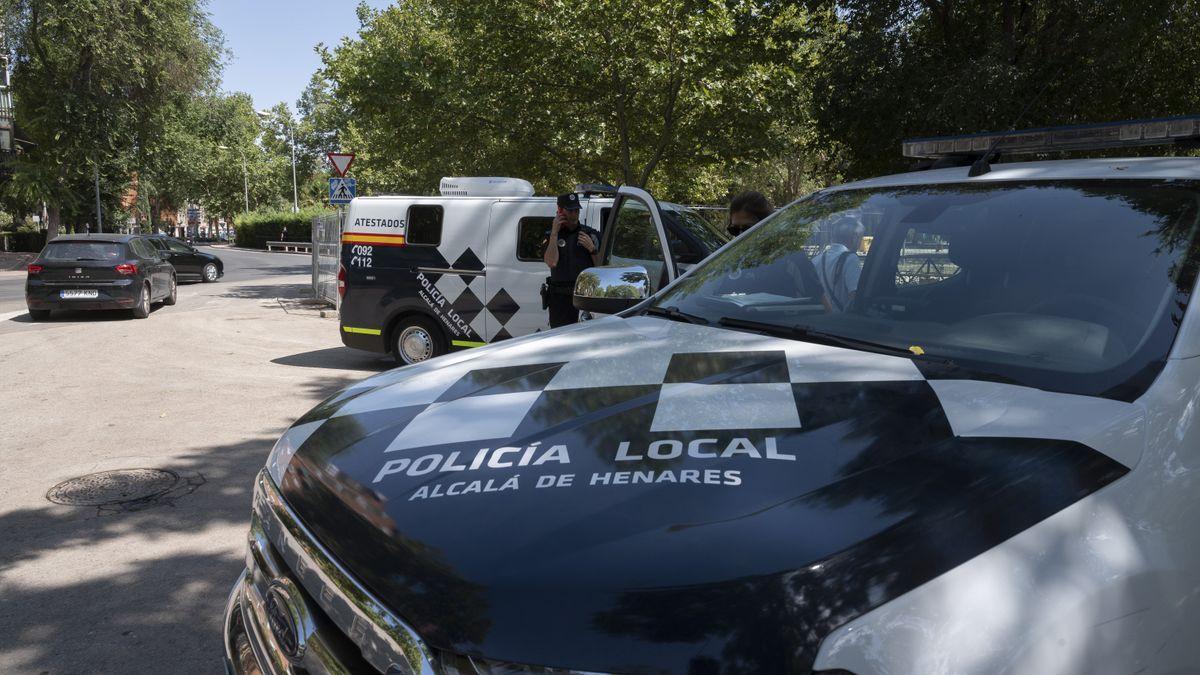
[226,116,1200,674]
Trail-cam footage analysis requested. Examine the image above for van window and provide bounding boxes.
[407,205,443,245]
[517,217,553,261]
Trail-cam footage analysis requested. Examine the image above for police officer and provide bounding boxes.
[542,192,600,328]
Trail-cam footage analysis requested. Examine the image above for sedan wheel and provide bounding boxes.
[163,275,177,306]
[202,263,219,283]
[131,284,151,319]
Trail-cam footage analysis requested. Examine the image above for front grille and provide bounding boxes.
[239,471,609,675]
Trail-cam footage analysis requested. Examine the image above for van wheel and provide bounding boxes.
[393,316,445,365]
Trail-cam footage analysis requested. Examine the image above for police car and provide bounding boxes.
[225,116,1200,674]
[337,178,726,364]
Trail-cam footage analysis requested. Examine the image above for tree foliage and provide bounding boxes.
[325,0,832,201]
[811,0,1200,179]
[1,0,223,234]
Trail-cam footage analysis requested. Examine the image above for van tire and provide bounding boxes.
[392,316,446,365]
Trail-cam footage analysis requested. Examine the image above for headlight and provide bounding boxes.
[265,421,321,485]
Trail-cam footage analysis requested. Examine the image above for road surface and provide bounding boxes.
[0,246,311,315]
[0,246,392,673]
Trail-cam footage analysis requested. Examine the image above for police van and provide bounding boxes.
[228,116,1200,674]
[337,178,727,363]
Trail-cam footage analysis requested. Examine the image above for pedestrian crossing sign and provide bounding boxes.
[329,177,356,204]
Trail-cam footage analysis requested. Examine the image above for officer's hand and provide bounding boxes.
[577,231,595,253]
[551,213,564,232]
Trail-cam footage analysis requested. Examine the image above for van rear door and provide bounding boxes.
[483,200,556,340]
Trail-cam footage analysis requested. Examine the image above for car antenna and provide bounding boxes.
[969,69,1062,177]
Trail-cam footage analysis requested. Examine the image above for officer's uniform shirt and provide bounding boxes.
[548,224,600,288]
[812,243,863,311]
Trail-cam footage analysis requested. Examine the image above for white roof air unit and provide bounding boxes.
[439,177,536,198]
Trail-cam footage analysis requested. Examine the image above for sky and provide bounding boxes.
[206,0,393,112]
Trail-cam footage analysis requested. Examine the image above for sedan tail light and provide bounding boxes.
[27,264,43,275]
[337,264,347,298]
[115,263,138,275]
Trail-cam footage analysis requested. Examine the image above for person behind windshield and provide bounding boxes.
[713,190,830,311]
[728,190,774,237]
[813,215,865,312]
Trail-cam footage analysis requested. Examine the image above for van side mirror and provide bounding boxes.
[573,265,651,315]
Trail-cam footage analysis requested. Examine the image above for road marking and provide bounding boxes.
[0,309,29,322]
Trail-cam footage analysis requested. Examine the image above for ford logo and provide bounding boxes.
[264,579,315,663]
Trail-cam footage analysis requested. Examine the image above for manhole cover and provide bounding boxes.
[46,469,181,506]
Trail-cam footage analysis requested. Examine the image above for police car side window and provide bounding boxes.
[517,217,553,261]
[407,205,443,246]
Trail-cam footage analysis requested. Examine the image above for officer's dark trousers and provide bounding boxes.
[548,295,579,328]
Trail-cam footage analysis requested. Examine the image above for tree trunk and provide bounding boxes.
[46,205,61,240]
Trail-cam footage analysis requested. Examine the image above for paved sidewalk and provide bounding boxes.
[0,271,391,673]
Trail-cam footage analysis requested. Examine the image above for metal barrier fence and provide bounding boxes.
[312,211,343,308]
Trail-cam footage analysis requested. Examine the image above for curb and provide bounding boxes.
[212,245,311,255]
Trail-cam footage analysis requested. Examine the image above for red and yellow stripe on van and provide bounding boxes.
[342,232,407,247]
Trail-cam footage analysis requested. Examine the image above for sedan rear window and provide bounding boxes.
[41,242,126,261]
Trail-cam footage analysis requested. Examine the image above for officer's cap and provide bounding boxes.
[557,193,581,211]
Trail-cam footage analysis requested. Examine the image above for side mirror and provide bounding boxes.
[573,265,651,315]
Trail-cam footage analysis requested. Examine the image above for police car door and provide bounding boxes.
[599,186,677,293]
[482,199,556,340]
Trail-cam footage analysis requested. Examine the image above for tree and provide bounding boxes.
[323,0,832,201]
[1,0,223,236]
[809,0,1200,180]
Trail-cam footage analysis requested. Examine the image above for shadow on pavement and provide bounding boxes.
[218,283,312,300]
[272,346,393,372]
[0,373,361,673]
[8,307,163,323]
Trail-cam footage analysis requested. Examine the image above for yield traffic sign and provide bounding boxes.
[327,152,355,177]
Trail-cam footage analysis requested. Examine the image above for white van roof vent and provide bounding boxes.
[439,176,536,198]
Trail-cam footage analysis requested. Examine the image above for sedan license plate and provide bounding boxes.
[60,289,99,299]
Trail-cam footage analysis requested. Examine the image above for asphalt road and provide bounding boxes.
[0,247,392,673]
[0,245,312,314]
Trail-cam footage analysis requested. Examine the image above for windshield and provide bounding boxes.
[650,180,1200,400]
[661,202,729,253]
[41,242,126,261]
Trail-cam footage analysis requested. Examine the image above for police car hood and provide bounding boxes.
[275,315,1134,673]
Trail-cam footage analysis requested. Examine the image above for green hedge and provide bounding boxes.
[233,207,331,250]
[1,230,48,252]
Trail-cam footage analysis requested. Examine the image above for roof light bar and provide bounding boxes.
[902,115,1200,159]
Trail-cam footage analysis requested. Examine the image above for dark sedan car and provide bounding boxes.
[148,235,224,282]
[25,234,176,320]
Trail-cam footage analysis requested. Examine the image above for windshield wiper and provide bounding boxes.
[716,316,950,362]
[74,257,102,261]
[644,305,711,325]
